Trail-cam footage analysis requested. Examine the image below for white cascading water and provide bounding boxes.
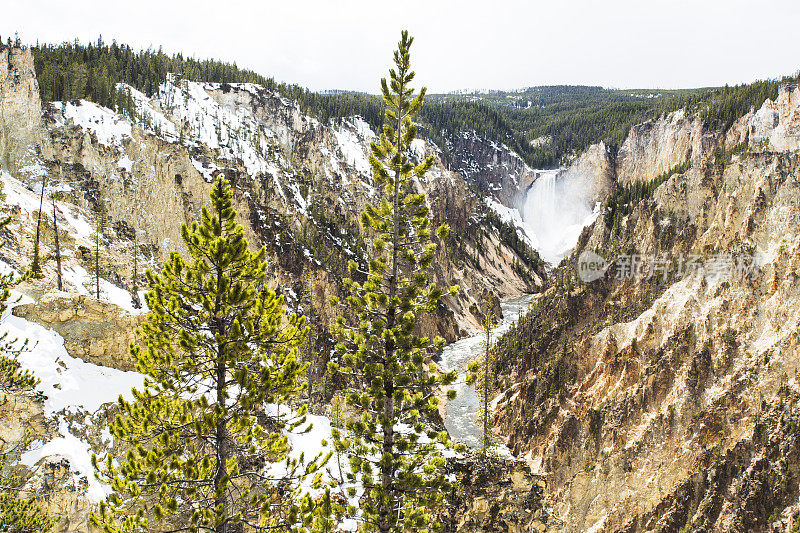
[521,169,600,267]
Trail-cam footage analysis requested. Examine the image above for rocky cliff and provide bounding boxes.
[613,82,800,189]
[448,132,536,208]
[0,47,52,178]
[614,108,711,186]
[490,83,800,531]
[13,290,142,371]
[556,142,616,206]
[0,47,544,532]
[727,82,800,152]
[1,52,542,341]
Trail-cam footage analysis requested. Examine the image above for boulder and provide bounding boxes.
[13,291,142,372]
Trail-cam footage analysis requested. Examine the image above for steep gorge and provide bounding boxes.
[0,46,544,531]
[491,82,800,531]
[4,39,800,532]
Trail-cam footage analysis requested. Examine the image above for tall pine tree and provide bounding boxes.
[328,31,458,532]
[91,177,321,533]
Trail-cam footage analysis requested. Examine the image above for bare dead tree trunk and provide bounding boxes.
[95,221,101,299]
[32,173,47,274]
[52,198,62,291]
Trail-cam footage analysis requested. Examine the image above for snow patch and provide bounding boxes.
[21,419,111,502]
[62,100,132,148]
[117,155,133,173]
[333,117,375,176]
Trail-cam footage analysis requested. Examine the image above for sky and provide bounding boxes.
[3,0,799,94]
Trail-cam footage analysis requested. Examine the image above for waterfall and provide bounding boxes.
[520,169,600,267]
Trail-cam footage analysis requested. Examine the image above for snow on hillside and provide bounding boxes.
[3,300,144,417]
[56,100,132,148]
[486,197,538,250]
[117,83,178,140]
[153,76,318,215]
[21,418,113,501]
[159,77,282,178]
[333,117,375,176]
[1,170,93,244]
[61,264,148,314]
[1,293,344,508]
[0,290,144,502]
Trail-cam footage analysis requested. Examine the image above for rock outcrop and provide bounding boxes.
[494,136,800,530]
[0,47,40,128]
[555,141,616,206]
[445,456,550,532]
[0,46,51,178]
[13,291,142,371]
[449,132,536,208]
[615,82,800,188]
[728,81,800,152]
[615,108,712,186]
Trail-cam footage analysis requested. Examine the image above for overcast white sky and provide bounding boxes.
[3,0,799,93]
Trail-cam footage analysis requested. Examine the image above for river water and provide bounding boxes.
[440,294,534,449]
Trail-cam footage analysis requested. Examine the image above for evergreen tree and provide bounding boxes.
[0,453,55,533]
[91,177,322,533]
[301,268,321,402]
[0,216,55,532]
[130,225,141,309]
[0,217,36,403]
[467,301,497,458]
[327,31,458,532]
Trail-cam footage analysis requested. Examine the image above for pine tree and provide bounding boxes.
[327,31,458,532]
[309,488,341,533]
[0,216,55,532]
[467,300,497,459]
[302,268,319,402]
[91,177,323,533]
[0,217,36,403]
[0,453,55,533]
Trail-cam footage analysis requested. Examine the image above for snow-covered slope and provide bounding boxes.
[1,291,143,503]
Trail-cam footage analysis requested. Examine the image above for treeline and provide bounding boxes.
[418,101,532,165]
[29,37,294,108]
[429,85,708,167]
[699,79,791,131]
[20,37,800,171]
[25,38,388,138]
[299,91,384,131]
[429,77,799,168]
[506,97,661,167]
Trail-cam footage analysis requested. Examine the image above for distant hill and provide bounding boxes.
[15,37,799,169]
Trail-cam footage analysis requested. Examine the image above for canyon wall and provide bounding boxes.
[492,85,800,531]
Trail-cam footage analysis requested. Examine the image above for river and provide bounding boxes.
[439,294,534,450]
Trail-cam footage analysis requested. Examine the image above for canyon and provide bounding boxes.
[3,41,800,532]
